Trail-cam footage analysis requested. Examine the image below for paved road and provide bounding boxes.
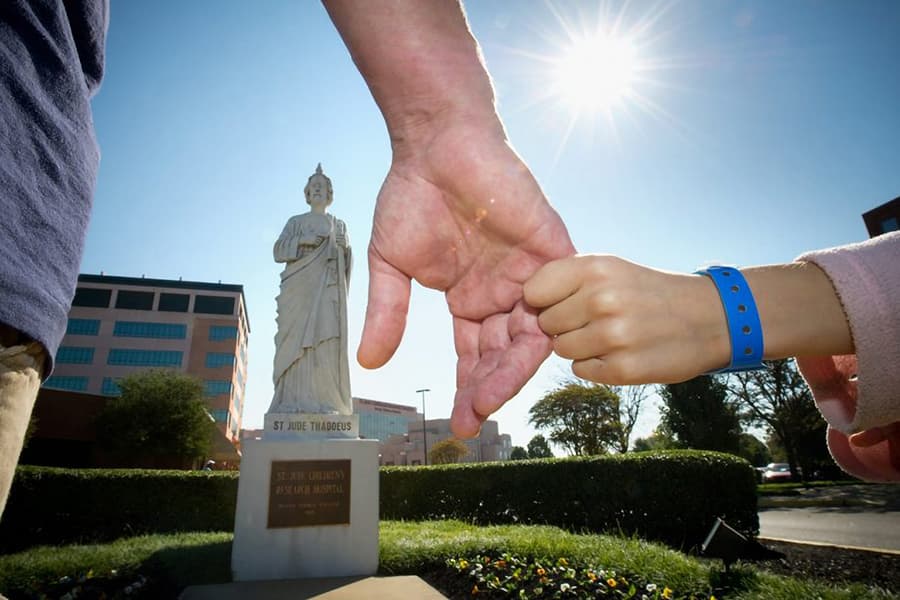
[759,508,900,551]
[759,485,900,552]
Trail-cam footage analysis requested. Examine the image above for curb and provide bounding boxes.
[758,536,900,556]
[758,497,874,509]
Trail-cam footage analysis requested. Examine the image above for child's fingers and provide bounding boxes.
[536,292,589,335]
[523,256,585,308]
[552,321,613,360]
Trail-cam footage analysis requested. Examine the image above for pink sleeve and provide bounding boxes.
[795,231,900,482]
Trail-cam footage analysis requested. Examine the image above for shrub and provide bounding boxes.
[380,450,758,550]
[2,451,756,554]
[0,466,238,553]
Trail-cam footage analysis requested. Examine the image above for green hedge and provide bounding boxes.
[0,467,238,554]
[380,450,758,550]
[2,451,756,554]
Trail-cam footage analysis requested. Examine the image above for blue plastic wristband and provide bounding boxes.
[695,266,766,373]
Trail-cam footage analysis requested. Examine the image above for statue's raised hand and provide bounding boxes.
[356,125,574,438]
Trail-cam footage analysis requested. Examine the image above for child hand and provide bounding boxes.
[523,255,732,384]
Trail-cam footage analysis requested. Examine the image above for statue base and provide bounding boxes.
[231,437,379,581]
[263,412,359,441]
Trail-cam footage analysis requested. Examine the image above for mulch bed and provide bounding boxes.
[754,539,900,591]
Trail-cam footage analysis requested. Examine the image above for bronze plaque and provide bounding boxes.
[267,459,351,528]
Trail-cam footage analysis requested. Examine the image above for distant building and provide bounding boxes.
[42,273,249,446]
[381,417,512,466]
[353,397,418,442]
[862,196,900,238]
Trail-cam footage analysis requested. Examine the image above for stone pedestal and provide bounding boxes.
[231,436,379,581]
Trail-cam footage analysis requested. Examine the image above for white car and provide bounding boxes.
[761,463,795,482]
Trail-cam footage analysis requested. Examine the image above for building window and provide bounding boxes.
[43,376,88,392]
[107,349,182,367]
[205,352,235,368]
[881,217,899,233]
[194,295,235,315]
[158,292,190,312]
[56,346,95,364]
[101,378,122,396]
[230,416,239,436]
[204,380,233,396]
[66,318,100,336]
[72,287,111,308]
[113,321,187,339]
[211,409,228,423]
[115,290,155,311]
[236,367,244,388]
[209,326,238,341]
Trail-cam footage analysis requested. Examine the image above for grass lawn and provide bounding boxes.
[0,521,895,599]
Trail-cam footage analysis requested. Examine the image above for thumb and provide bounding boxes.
[357,251,411,369]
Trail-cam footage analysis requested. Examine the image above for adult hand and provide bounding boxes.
[357,125,574,438]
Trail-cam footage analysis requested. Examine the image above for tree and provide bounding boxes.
[632,430,676,452]
[737,433,771,467]
[509,446,529,460]
[526,434,553,458]
[731,360,831,481]
[529,380,621,455]
[658,375,742,454]
[95,370,213,467]
[607,384,652,452]
[429,438,469,464]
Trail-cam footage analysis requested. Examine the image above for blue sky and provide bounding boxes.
[84,1,900,451]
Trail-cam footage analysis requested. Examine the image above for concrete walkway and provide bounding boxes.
[180,576,446,600]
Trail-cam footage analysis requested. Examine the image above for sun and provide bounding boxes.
[551,32,639,115]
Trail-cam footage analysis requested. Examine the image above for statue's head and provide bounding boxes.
[304,163,334,209]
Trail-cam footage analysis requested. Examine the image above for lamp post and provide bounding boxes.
[416,388,430,465]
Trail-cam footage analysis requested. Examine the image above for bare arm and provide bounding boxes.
[323,1,575,437]
[525,256,853,385]
[322,0,503,153]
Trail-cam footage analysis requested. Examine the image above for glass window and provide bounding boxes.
[158,292,190,312]
[101,378,122,396]
[115,290,155,310]
[66,318,100,336]
[107,349,182,367]
[72,287,111,308]
[205,352,235,368]
[204,380,232,396]
[194,295,235,315]
[881,217,899,233]
[210,409,228,423]
[43,376,88,392]
[113,321,186,339]
[56,346,95,364]
[209,326,238,341]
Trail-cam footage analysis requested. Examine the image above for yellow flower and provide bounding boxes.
[536,567,546,576]
[662,586,673,599]
[607,578,617,588]
[557,557,568,567]
[711,596,717,600]
[459,560,469,569]
[472,584,479,595]
[587,572,597,581]
[495,560,507,568]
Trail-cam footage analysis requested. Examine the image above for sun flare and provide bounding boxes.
[552,33,638,114]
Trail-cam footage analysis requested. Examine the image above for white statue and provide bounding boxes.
[269,164,352,415]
